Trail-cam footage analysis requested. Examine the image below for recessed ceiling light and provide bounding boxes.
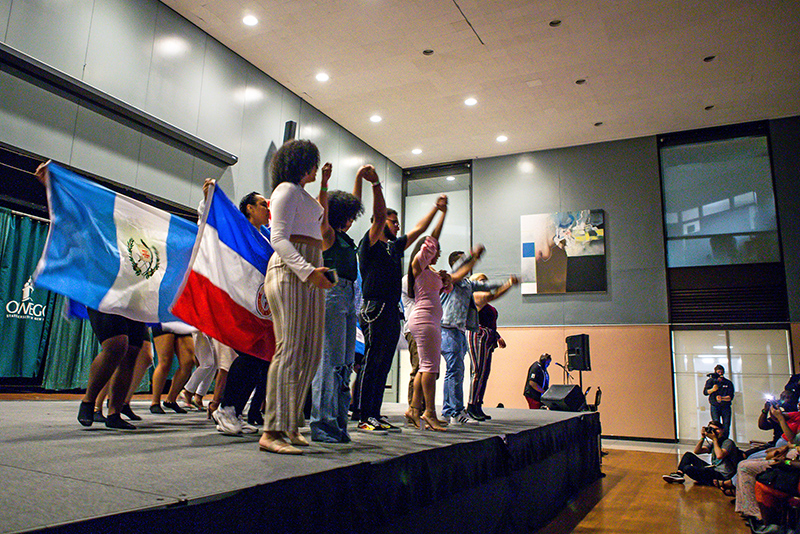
[594,121,603,126]
[464,97,477,106]
[703,55,716,63]
[370,115,382,123]
[315,72,329,82]
[446,176,455,181]
[575,79,586,85]
[704,105,715,110]
[549,19,562,27]
[242,15,258,26]
[422,49,434,56]
[496,135,508,143]
[412,148,422,155]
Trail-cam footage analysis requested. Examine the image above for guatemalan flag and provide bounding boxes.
[33,162,197,323]
[171,184,275,361]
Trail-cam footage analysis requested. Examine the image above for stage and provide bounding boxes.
[0,400,601,534]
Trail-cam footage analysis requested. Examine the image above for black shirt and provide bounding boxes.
[524,361,549,401]
[358,232,408,304]
[323,230,358,282]
[704,376,735,406]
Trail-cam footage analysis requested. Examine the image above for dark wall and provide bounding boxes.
[771,116,800,322]
[472,136,668,326]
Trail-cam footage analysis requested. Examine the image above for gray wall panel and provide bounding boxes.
[236,66,285,201]
[298,101,341,185]
[384,161,403,216]
[70,106,141,188]
[0,70,77,163]
[190,157,230,210]
[770,117,800,321]
[136,135,193,205]
[5,0,93,78]
[195,39,246,172]
[83,0,157,109]
[145,3,205,135]
[0,0,11,40]
[473,138,668,326]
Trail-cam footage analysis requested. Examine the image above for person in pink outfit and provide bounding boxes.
[405,195,451,431]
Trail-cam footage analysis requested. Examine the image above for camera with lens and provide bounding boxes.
[703,426,717,435]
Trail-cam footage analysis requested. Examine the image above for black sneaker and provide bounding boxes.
[466,405,486,422]
[105,413,136,430]
[78,401,94,427]
[93,410,107,423]
[357,417,388,434]
[120,403,141,421]
[377,416,402,433]
[149,404,165,414]
[163,401,187,414]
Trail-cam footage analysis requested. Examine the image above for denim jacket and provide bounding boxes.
[441,278,501,331]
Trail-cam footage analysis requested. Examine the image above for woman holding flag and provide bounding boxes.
[259,140,335,455]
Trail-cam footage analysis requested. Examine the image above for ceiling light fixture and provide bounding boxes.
[575,79,586,85]
[594,122,603,126]
[549,19,562,27]
[703,55,716,63]
[423,49,434,56]
[496,135,508,143]
[704,105,715,110]
[242,15,258,26]
[464,97,477,106]
[370,115,382,123]
[315,72,329,82]
[446,176,455,181]
[412,148,422,155]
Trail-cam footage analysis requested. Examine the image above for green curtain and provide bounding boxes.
[40,294,98,390]
[0,208,51,377]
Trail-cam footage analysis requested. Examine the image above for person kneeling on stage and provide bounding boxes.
[663,420,740,485]
[524,353,551,409]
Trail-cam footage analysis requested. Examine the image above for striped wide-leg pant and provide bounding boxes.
[264,242,324,433]
[468,326,497,406]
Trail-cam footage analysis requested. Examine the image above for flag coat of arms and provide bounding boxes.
[171,184,276,360]
[33,162,197,323]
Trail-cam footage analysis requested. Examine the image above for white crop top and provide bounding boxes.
[269,181,324,281]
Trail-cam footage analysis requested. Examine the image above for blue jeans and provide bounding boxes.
[442,327,469,418]
[710,403,732,439]
[311,279,356,442]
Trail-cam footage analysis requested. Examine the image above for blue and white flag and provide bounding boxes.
[33,162,198,323]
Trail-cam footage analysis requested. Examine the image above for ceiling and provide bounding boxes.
[161,0,800,169]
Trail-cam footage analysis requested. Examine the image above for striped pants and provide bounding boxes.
[468,326,497,406]
[264,242,324,433]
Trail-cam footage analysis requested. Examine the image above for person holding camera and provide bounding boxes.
[663,420,740,485]
[704,364,735,438]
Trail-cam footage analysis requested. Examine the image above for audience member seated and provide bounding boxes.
[662,420,740,485]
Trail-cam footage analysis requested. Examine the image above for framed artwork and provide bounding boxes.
[520,209,606,294]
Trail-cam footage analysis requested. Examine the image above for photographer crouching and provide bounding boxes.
[663,420,740,485]
[704,364,735,439]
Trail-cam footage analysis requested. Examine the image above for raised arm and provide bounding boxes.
[450,244,486,282]
[405,194,448,250]
[318,163,334,250]
[474,275,519,307]
[430,198,448,241]
[364,166,387,246]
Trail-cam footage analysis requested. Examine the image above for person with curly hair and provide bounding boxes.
[259,139,334,455]
[310,166,376,443]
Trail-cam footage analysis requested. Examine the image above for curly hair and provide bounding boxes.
[327,190,364,230]
[270,139,320,190]
[239,191,262,218]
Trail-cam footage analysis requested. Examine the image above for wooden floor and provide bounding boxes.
[538,448,750,534]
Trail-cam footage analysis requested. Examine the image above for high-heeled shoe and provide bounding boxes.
[405,406,421,429]
[207,401,220,420]
[421,412,447,432]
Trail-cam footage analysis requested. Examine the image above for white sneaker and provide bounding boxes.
[238,416,259,434]
[454,410,479,425]
[212,405,242,435]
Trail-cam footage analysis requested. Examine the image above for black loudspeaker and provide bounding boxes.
[283,120,297,143]
[541,385,585,412]
[566,333,590,371]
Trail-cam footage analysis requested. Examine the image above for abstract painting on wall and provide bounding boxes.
[520,210,606,295]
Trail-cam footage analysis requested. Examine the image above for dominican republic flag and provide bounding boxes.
[171,184,275,361]
[33,162,197,323]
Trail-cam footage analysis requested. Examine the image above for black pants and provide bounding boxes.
[678,452,725,485]
[221,352,269,417]
[356,300,401,421]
